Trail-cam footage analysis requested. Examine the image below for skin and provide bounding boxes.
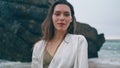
[46,4,72,57]
[52,4,72,32]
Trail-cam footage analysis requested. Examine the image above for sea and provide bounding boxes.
[98,39,120,58]
[0,39,120,68]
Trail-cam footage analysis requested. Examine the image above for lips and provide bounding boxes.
[57,23,65,26]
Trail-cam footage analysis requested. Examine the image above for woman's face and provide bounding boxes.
[52,4,72,32]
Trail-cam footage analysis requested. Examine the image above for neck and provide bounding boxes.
[53,30,67,41]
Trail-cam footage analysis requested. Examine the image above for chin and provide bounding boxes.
[58,29,67,32]
[55,27,67,32]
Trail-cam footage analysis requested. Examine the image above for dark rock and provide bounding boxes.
[76,22,105,58]
[0,0,52,62]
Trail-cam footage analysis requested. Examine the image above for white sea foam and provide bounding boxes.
[0,61,31,68]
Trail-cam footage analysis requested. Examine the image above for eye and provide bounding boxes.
[64,13,70,17]
[54,13,60,16]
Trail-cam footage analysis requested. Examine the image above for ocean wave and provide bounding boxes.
[0,60,31,68]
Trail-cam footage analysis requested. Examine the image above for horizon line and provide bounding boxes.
[105,36,120,40]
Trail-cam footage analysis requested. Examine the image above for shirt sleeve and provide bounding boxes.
[31,43,39,68]
[74,35,88,68]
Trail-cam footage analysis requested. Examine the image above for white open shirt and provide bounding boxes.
[31,34,88,68]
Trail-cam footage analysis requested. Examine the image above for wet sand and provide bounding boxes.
[89,58,120,68]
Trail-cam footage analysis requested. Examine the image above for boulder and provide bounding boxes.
[0,0,54,62]
[76,22,105,58]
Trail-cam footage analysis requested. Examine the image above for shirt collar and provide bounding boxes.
[64,33,72,44]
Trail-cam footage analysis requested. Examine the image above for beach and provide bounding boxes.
[89,58,120,68]
[0,58,120,68]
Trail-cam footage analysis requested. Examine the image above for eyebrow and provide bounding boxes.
[54,10,71,13]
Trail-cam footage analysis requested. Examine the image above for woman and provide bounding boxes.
[31,0,88,68]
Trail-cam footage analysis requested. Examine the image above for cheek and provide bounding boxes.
[52,15,58,27]
[66,17,72,28]
[67,22,71,28]
[66,21,71,29]
[67,17,72,24]
[68,16,72,22]
[52,15,57,23]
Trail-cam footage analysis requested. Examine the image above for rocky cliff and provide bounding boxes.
[0,0,105,62]
[76,22,105,58]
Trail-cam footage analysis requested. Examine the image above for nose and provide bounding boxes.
[59,14,65,21]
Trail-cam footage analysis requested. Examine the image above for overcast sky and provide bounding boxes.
[68,0,120,39]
